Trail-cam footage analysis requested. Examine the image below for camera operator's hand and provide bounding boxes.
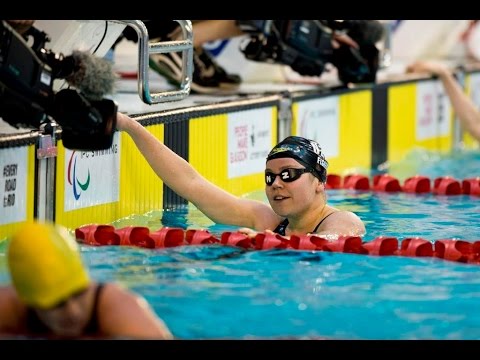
[331,32,359,50]
[6,20,35,35]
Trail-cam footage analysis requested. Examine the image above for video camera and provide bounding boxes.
[0,20,117,150]
[237,20,384,84]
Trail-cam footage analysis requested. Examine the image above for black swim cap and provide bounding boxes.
[266,136,328,182]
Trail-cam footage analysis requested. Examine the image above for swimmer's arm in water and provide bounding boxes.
[98,283,173,339]
[0,287,25,336]
[117,113,279,231]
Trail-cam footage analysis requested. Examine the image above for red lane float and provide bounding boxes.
[343,175,370,190]
[186,229,219,245]
[75,225,119,246]
[373,175,401,192]
[324,173,480,196]
[462,178,480,196]
[322,236,366,254]
[116,226,156,248]
[361,236,398,255]
[289,235,327,250]
[75,225,480,266]
[403,175,431,193]
[398,237,433,257]
[433,177,462,195]
[254,233,289,250]
[434,239,473,263]
[220,232,250,248]
[152,227,185,247]
[326,174,342,189]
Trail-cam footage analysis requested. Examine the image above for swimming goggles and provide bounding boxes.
[265,168,315,186]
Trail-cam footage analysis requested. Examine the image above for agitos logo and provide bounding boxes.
[67,151,91,200]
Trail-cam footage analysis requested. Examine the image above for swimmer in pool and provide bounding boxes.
[0,221,173,339]
[407,60,480,142]
[116,112,365,239]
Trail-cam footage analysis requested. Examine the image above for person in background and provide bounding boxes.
[150,20,384,93]
[406,60,480,141]
[0,221,173,339]
[6,20,35,35]
[118,20,382,94]
[114,20,242,94]
[116,112,365,238]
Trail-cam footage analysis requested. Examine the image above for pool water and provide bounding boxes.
[1,148,480,339]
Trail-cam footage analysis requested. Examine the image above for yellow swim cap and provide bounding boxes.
[8,222,90,309]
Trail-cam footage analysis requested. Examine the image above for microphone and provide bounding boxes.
[24,25,117,101]
[43,49,118,150]
[64,50,117,101]
[0,21,117,150]
[49,51,118,150]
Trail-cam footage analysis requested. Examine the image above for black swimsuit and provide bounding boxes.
[273,212,337,236]
[25,283,104,337]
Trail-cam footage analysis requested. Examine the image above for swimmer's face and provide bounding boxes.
[35,286,91,337]
[265,157,322,218]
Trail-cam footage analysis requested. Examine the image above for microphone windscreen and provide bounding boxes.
[347,20,385,46]
[65,50,117,100]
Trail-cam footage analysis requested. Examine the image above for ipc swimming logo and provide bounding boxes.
[67,151,91,200]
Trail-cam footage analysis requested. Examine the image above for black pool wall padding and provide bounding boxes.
[371,84,388,169]
[163,118,189,209]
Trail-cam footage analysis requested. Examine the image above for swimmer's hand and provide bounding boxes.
[237,227,257,238]
[238,228,276,238]
[406,61,450,77]
[116,112,132,132]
